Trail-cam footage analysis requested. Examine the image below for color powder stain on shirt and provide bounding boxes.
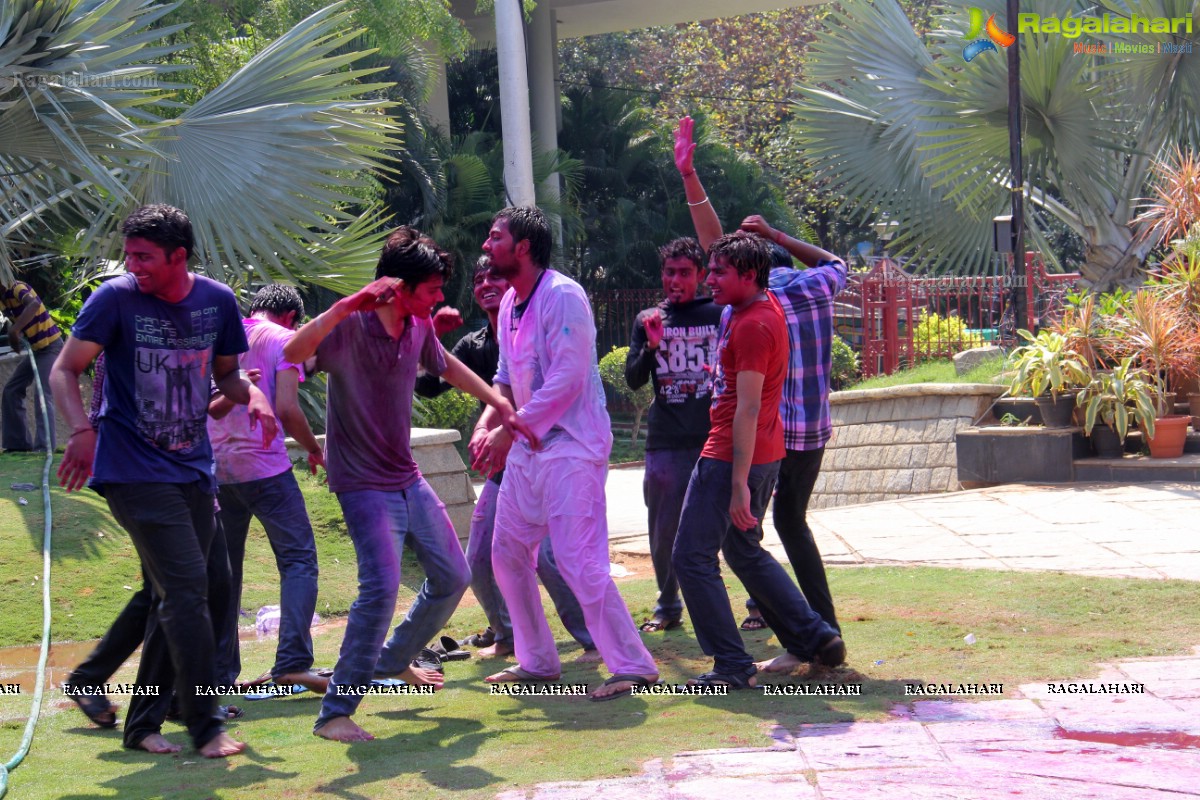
[563,327,570,335]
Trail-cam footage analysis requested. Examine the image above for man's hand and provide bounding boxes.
[642,309,664,350]
[675,116,697,176]
[345,276,403,314]
[245,384,279,448]
[306,447,325,475]
[7,328,20,350]
[57,429,96,492]
[432,307,464,338]
[471,425,513,477]
[740,215,776,242]
[730,480,757,531]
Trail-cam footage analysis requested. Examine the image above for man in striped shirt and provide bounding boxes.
[2,280,64,452]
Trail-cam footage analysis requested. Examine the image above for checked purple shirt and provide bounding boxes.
[768,257,849,451]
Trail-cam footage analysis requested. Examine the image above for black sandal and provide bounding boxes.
[639,617,683,633]
[740,615,769,631]
[687,667,757,689]
[66,690,118,728]
[588,673,661,702]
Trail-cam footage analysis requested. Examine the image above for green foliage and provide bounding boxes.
[598,346,652,443]
[1006,330,1091,399]
[848,357,1005,391]
[1077,357,1158,442]
[412,389,479,439]
[913,312,984,355]
[830,334,859,390]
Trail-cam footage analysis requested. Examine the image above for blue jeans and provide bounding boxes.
[673,458,837,675]
[468,478,593,649]
[217,469,319,679]
[315,480,470,729]
[643,447,702,621]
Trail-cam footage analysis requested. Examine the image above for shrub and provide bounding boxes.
[830,334,859,390]
[412,389,479,440]
[597,346,653,443]
[913,312,984,356]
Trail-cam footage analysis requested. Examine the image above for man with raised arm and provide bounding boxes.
[671,230,844,689]
[473,206,659,701]
[51,204,274,758]
[676,116,849,674]
[624,238,721,633]
[282,227,536,743]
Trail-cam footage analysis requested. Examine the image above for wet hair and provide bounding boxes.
[473,254,494,283]
[768,242,793,267]
[249,284,304,320]
[658,237,706,270]
[121,204,194,259]
[376,226,453,284]
[708,231,771,289]
[493,206,552,266]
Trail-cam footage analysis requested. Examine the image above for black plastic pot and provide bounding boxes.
[1090,424,1124,458]
[1035,391,1079,429]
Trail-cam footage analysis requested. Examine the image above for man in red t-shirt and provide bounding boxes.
[672,231,845,688]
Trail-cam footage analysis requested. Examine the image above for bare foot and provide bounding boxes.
[476,642,515,658]
[588,673,659,701]
[275,670,330,693]
[575,648,603,663]
[135,733,182,754]
[199,731,246,758]
[484,666,559,683]
[398,665,445,688]
[314,716,374,743]
[755,652,804,675]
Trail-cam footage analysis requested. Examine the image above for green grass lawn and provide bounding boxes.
[848,357,1006,391]
[2,450,1199,799]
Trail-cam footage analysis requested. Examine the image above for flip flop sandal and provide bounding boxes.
[588,674,662,702]
[638,617,683,633]
[461,629,496,648]
[244,683,309,701]
[234,671,273,690]
[428,635,471,661]
[687,668,756,689]
[740,615,769,631]
[486,666,560,683]
[66,690,118,728]
[411,648,445,673]
[220,704,244,720]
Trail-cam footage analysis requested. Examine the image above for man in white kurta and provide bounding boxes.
[474,206,658,700]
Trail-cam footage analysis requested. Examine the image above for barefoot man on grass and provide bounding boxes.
[473,206,659,700]
[283,227,536,742]
[51,204,273,757]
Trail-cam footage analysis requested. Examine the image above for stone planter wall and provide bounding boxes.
[812,384,1005,509]
[286,428,475,542]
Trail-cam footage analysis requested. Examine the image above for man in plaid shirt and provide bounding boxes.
[676,117,848,675]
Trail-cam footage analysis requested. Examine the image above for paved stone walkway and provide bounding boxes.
[541,472,1200,800]
[499,648,1200,798]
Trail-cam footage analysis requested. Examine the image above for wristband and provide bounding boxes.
[69,426,94,438]
[681,170,696,178]
[687,196,710,207]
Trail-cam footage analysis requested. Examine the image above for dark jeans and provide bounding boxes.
[643,446,702,622]
[217,469,319,679]
[771,447,839,632]
[103,482,225,750]
[673,458,836,675]
[467,478,593,648]
[2,338,62,451]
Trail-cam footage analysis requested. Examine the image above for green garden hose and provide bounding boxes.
[0,341,56,798]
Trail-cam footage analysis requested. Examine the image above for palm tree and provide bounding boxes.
[788,0,1200,287]
[1,0,412,293]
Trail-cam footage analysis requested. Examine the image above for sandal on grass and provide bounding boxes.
[428,635,471,661]
[67,690,118,728]
[687,668,756,689]
[740,615,769,631]
[588,673,661,702]
[639,617,683,633]
[484,666,560,683]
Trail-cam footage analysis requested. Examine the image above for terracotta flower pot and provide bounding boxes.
[1189,393,1200,431]
[1146,415,1190,459]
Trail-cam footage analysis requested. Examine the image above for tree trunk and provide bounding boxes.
[1078,213,1152,290]
[631,408,643,444]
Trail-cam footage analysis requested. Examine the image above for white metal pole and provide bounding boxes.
[494,0,536,206]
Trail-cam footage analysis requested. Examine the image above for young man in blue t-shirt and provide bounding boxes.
[52,204,275,758]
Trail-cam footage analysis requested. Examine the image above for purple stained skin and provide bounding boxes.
[963,39,998,61]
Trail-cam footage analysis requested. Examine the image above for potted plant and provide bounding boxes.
[1076,357,1158,458]
[1006,329,1090,428]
